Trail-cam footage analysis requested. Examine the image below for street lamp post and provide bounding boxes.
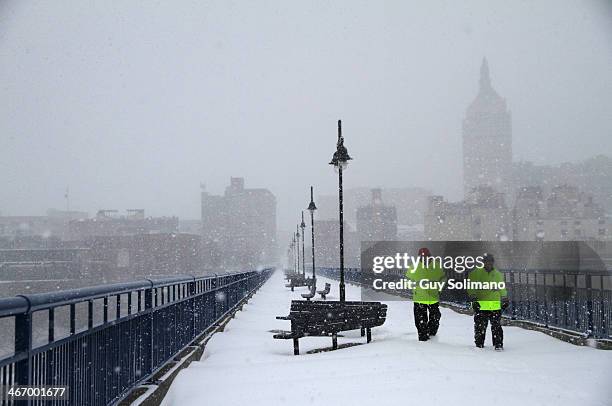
[300,212,306,279]
[307,186,317,282]
[296,226,302,277]
[292,234,297,273]
[329,119,352,302]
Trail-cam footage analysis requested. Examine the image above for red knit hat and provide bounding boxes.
[418,247,431,257]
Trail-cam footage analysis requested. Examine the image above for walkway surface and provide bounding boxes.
[162,270,612,406]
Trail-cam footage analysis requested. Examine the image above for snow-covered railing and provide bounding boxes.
[0,268,273,405]
[317,267,611,339]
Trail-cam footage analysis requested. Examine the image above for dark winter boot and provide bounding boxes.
[474,310,488,348]
[414,303,430,341]
[490,310,504,349]
[427,303,441,337]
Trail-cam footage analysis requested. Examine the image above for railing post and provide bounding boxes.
[534,272,540,323]
[225,281,229,313]
[599,279,606,339]
[14,312,32,386]
[543,275,549,327]
[69,303,76,402]
[189,278,196,340]
[563,274,569,328]
[213,276,219,320]
[586,275,594,338]
[47,307,55,389]
[574,274,580,330]
[144,284,154,375]
[527,272,533,321]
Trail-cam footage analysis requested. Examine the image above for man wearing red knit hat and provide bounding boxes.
[405,247,446,341]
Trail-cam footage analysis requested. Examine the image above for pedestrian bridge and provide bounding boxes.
[0,269,610,406]
[163,271,611,406]
[0,270,272,406]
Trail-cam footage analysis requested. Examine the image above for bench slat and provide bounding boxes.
[274,299,388,354]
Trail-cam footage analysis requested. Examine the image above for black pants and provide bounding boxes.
[413,303,441,340]
[474,309,503,348]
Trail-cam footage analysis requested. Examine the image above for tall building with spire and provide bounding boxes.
[462,58,513,202]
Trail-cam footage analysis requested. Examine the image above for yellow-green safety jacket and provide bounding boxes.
[467,267,507,311]
[405,263,445,304]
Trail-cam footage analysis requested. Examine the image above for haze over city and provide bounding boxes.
[1,3,612,406]
[1,0,611,230]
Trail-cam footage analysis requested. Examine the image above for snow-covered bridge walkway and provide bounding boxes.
[162,271,612,406]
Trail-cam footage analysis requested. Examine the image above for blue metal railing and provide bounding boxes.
[0,268,273,405]
[318,267,611,339]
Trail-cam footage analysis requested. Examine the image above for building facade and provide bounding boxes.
[513,185,609,241]
[317,187,430,228]
[68,209,178,240]
[425,186,511,241]
[425,185,610,242]
[0,209,88,240]
[201,178,277,269]
[356,189,398,242]
[305,219,359,269]
[513,155,612,216]
[462,58,513,202]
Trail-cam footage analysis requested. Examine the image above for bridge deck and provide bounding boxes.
[162,271,612,406]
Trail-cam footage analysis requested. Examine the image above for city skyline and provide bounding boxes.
[0,4,610,404]
[1,1,611,231]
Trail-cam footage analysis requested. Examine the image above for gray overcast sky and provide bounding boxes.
[1,0,611,230]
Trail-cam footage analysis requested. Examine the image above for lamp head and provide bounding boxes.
[329,120,352,168]
[307,185,317,212]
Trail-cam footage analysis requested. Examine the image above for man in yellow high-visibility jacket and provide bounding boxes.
[467,253,509,350]
[405,247,446,341]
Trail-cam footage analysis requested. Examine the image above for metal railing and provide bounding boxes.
[318,267,611,339]
[0,268,273,405]
[504,270,611,339]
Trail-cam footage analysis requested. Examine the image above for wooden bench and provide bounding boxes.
[285,276,313,291]
[301,283,316,301]
[274,300,387,355]
[317,283,331,300]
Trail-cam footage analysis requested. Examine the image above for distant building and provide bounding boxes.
[513,155,612,216]
[356,189,397,242]
[0,233,204,284]
[425,186,511,241]
[0,209,88,240]
[513,185,610,241]
[201,178,276,269]
[0,247,90,281]
[425,185,610,242]
[317,187,430,228]
[425,59,611,243]
[84,233,203,278]
[397,224,425,241]
[68,209,177,240]
[179,219,202,235]
[308,219,359,269]
[463,58,513,202]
